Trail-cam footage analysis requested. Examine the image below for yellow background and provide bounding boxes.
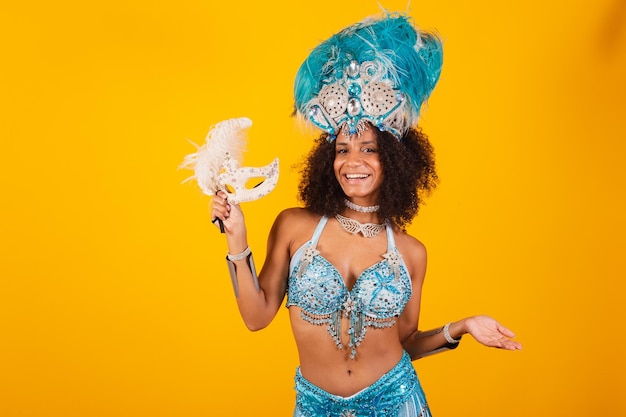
[1,0,625,416]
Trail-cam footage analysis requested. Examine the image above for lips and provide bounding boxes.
[345,173,369,180]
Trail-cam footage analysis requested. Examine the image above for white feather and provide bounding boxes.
[180,117,252,196]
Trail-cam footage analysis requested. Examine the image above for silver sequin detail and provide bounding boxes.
[382,250,403,281]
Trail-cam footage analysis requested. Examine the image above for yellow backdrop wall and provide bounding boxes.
[1,0,625,416]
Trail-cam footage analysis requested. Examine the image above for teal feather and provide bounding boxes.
[294,12,443,137]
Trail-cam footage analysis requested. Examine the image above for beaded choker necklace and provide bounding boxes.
[335,214,384,238]
[344,198,380,213]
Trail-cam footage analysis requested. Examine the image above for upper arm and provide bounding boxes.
[256,209,299,314]
[397,236,428,342]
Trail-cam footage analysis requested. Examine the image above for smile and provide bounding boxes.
[345,173,369,179]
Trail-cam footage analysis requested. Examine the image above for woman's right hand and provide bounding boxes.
[210,191,247,238]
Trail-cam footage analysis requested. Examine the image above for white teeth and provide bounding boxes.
[346,174,368,179]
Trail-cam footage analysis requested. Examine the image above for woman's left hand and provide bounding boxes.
[464,315,522,351]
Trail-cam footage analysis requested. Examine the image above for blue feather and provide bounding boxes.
[294,12,443,138]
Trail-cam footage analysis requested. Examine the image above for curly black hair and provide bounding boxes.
[298,127,438,230]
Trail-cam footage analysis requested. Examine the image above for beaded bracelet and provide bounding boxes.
[227,246,251,262]
[443,322,461,344]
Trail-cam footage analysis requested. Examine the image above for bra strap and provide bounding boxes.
[385,223,396,251]
[310,216,329,247]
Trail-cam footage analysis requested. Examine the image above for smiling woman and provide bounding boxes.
[302,126,437,230]
[334,129,383,204]
[2,0,624,415]
[209,11,522,417]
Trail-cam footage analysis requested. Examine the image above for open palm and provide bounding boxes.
[465,315,522,350]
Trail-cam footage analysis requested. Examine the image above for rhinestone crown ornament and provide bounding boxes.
[308,59,406,138]
[294,13,443,141]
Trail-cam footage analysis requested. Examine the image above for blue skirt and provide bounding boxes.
[293,351,431,417]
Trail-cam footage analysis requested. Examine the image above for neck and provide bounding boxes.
[338,210,382,226]
[344,198,379,213]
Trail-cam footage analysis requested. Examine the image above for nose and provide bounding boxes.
[346,149,363,166]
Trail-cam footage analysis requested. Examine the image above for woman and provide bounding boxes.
[210,13,521,417]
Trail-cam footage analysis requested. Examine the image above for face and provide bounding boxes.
[333,126,383,204]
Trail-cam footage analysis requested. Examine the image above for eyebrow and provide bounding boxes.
[336,139,377,147]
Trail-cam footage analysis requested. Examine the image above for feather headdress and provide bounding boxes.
[293,12,443,140]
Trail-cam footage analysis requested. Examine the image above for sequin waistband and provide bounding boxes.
[294,351,420,417]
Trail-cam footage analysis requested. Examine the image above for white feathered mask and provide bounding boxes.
[180,117,279,205]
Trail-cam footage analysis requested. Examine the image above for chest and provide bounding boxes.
[316,231,388,290]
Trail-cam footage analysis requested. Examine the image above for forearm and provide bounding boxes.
[210,191,283,329]
[402,319,468,360]
[225,245,276,331]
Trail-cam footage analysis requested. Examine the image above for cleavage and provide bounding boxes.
[316,234,388,292]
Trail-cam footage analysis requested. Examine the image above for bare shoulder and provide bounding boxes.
[274,207,319,229]
[271,208,322,253]
[392,228,427,259]
[391,227,427,279]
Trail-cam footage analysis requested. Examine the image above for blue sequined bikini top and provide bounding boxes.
[286,216,412,358]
